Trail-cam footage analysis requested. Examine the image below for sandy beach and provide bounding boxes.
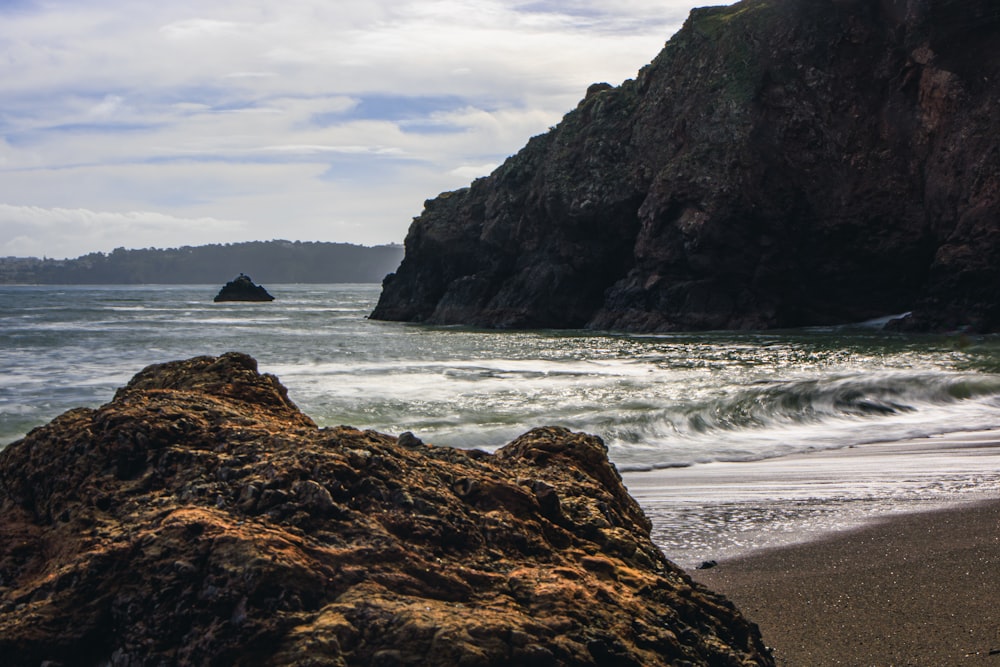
[622,432,1000,665]
[693,500,1000,666]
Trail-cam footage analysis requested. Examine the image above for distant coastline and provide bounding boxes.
[0,240,403,285]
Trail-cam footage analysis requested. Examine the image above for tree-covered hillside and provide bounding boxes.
[0,240,403,284]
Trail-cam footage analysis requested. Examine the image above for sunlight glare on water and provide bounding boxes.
[3,284,1000,472]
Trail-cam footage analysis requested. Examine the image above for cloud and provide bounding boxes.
[88,94,128,118]
[159,18,245,40]
[0,204,246,258]
[450,163,504,181]
[0,0,724,258]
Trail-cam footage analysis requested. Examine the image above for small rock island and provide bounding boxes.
[213,273,275,302]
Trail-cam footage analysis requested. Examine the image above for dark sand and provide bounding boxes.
[692,500,1000,666]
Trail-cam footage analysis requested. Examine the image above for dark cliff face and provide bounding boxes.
[0,353,772,666]
[371,0,1000,332]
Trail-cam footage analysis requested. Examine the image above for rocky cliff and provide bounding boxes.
[0,353,772,666]
[371,0,1000,332]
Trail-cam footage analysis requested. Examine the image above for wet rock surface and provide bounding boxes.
[0,352,772,666]
[371,0,1000,332]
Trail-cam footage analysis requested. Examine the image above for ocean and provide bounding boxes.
[3,283,999,565]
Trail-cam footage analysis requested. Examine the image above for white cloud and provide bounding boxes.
[88,94,127,118]
[451,163,502,180]
[0,204,246,258]
[0,0,729,258]
[159,18,245,40]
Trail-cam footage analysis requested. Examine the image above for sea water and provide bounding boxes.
[3,283,1000,564]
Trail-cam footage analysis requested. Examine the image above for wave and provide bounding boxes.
[667,371,1000,434]
[605,371,1000,470]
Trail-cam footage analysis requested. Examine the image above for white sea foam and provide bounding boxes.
[625,431,1000,567]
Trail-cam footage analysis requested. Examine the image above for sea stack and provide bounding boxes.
[214,273,274,302]
[371,0,1000,333]
[0,353,773,666]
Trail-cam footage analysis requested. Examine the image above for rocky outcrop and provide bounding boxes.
[0,352,772,666]
[371,0,1000,332]
[214,274,275,302]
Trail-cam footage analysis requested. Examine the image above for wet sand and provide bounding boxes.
[621,432,1000,664]
[622,431,1000,569]
[692,500,1000,666]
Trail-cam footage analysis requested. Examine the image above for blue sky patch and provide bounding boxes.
[518,2,604,19]
[319,153,423,183]
[312,94,484,127]
[398,122,466,135]
[0,0,40,14]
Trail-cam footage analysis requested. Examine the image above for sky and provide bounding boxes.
[0,0,723,259]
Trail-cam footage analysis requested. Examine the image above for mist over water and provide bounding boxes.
[4,284,1000,470]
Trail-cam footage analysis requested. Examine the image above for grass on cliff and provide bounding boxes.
[691,1,775,40]
[685,0,780,104]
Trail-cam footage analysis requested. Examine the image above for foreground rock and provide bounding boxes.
[0,353,772,666]
[371,0,1000,332]
[214,273,275,302]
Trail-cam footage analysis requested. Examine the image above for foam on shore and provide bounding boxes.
[623,430,1000,569]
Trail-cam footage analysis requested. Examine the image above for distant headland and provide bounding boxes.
[0,240,403,285]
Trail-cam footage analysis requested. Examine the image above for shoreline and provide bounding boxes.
[621,431,1000,664]
[692,499,1000,665]
[622,430,1000,569]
